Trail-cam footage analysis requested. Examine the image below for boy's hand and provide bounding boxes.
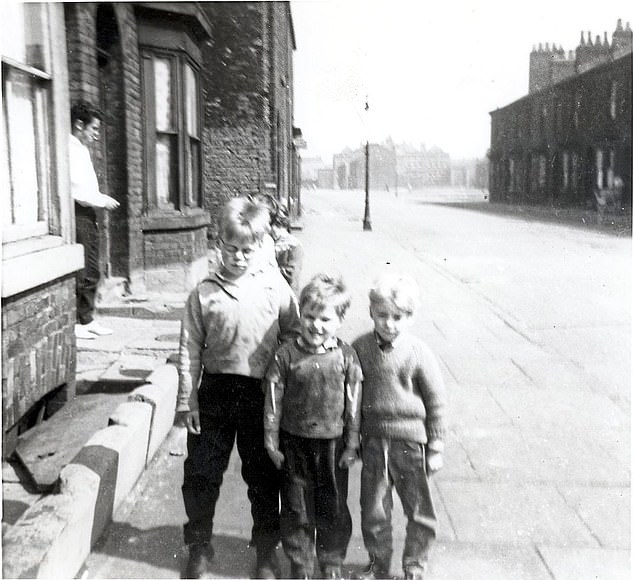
[426,450,443,473]
[264,430,284,469]
[176,410,201,435]
[338,447,358,469]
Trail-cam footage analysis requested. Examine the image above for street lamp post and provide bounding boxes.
[363,99,372,231]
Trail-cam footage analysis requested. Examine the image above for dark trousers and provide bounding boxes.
[182,373,281,552]
[75,205,99,325]
[279,431,352,576]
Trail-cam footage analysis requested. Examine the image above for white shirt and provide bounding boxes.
[69,134,111,208]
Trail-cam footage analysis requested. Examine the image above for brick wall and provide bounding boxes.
[201,2,273,239]
[2,277,76,455]
[143,228,209,292]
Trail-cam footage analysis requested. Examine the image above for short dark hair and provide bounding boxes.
[299,273,351,319]
[71,100,103,126]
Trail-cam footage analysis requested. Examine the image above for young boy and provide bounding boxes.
[263,274,362,579]
[352,273,446,580]
[177,196,301,579]
[269,206,303,295]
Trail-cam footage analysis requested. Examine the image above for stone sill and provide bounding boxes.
[140,210,210,232]
[2,242,84,298]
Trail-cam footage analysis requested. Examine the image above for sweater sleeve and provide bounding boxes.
[343,345,363,449]
[277,275,301,343]
[263,349,287,436]
[413,342,447,442]
[176,289,206,412]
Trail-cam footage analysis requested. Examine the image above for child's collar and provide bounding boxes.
[297,335,339,354]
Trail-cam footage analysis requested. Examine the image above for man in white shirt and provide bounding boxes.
[70,100,119,340]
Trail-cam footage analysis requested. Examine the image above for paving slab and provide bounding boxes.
[438,481,599,547]
[557,486,631,549]
[427,542,552,580]
[458,426,630,485]
[488,385,629,431]
[537,546,630,580]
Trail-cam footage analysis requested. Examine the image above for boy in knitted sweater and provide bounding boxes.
[352,273,446,580]
[264,274,363,579]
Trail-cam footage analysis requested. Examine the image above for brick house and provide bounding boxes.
[200,1,299,235]
[2,3,80,455]
[2,1,299,454]
[489,20,632,210]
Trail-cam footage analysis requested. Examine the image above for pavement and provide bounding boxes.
[2,191,631,579]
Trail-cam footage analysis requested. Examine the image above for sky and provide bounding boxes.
[291,0,633,161]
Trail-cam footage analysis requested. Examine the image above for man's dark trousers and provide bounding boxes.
[75,204,99,325]
[182,373,281,553]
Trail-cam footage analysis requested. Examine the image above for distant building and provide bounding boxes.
[301,157,329,188]
[333,144,395,190]
[450,158,489,190]
[490,19,632,211]
[396,143,451,187]
[333,141,452,190]
[317,168,335,189]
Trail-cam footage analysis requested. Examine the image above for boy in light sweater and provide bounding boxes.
[352,273,446,580]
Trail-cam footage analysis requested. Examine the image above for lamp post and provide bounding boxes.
[362,99,372,231]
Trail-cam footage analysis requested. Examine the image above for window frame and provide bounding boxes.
[141,47,202,215]
[1,4,55,244]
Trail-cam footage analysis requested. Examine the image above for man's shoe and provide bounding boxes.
[403,565,426,580]
[358,555,390,580]
[184,543,214,579]
[254,546,281,579]
[75,324,96,340]
[84,320,113,336]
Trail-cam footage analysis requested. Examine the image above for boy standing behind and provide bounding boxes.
[264,274,362,579]
[177,196,301,579]
[352,273,446,580]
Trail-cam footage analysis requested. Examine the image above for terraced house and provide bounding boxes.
[2,1,299,454]
[489,19,632,213]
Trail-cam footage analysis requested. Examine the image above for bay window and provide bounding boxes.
[142,49,201,213]
[2,2,53,242]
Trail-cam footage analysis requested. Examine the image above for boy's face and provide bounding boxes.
[300,303,342,349]
[370,299,413,344]
[219,236,261,279]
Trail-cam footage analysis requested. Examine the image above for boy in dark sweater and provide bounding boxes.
[352,273,446,580]
[264,274,363,579]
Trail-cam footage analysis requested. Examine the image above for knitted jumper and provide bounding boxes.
[352,332,446,444]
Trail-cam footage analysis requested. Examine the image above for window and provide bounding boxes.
[2,3,53,242]
[574,89,582,128]
[142,50,201,212]
[610,81,618,120]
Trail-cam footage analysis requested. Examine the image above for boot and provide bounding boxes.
[184,543,214,579]
[254,545,282,579]
[403,564,426,580]
[358,554,390,580]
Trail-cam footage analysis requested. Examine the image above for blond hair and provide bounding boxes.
[369,271,419,315]
[299,274,351,319]
[220,196,271,243]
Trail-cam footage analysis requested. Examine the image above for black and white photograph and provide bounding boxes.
[1,1,631,578]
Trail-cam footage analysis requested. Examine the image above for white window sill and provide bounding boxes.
[2,242,84,298]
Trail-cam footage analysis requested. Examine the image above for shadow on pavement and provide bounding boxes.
[414,200,632,236]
